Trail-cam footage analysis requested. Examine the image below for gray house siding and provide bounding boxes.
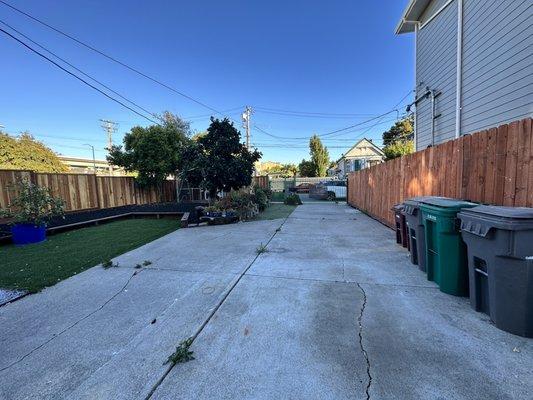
[413,0,533,150]
[461,0,533,134]
[415,0,457,149]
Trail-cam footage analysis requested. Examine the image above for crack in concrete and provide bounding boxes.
[144,217,290,399]
[357,282,372,400]
[0,269,142,373]
[244,272,438,289]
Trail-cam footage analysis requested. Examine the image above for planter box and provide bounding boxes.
[11,223,46,245]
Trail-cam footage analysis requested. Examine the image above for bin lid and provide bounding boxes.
[404,196,451,206]
[460,205,533,219]
[419,198,477,209]
[391,203,404,212]
[458,205,533,236]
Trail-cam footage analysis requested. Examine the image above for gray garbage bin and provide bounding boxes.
[404,196,448,271]
[458,205,533,338]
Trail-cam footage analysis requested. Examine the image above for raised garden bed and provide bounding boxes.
[0,202,204,240]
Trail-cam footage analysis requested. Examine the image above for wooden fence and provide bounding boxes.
[253,175,269,189]
[0,170,177,212]
[347,118,533,228]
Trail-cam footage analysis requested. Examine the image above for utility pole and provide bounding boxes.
[241,106,253,150]
[100,119,118,175]
[83,144,97,174]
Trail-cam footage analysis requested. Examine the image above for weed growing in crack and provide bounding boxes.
[256,243,268,255]
[164,338,195,365]
[142,260,152,266]
[275,227,282,232]
[102,260,119,269]
[134,264,142,269]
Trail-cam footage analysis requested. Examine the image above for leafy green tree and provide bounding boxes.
[382,115,414,146]
[263,162,298,178]
[176,140,205,188]
[383,140,414,160]
[179,118,261,200]
[107,112,190,197]
[281,163,298,177]
[382,115,414,160]
[298,159,316,177]
[309,135,329,176]
[0,132,68,172]
[191,131,207,142]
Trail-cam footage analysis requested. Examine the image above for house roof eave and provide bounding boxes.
[395,0,432,34]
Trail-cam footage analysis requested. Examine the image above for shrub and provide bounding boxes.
[229,191,258,220]
[284,193,302,205]
[262,187,273,200]
[253,187,269,211]
[0,178,65,226]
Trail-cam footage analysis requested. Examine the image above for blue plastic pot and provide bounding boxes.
[11,223,46,245]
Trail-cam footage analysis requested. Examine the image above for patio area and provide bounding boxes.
[0,203,531,399]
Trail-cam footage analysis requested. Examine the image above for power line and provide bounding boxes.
[0,0,233,119]
[184,107,243,119]
[251,89,413,142]
[0,19,160,122]
[252,113,399,141]
[254,106,377,117]
[254,109,379,120]
[0,27,160,125]
[32,133,107,144]
[43,141,107,152]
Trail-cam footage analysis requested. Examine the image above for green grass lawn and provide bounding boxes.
[255,203,297,221]
[270,192,286,202]
[0,218,181,293]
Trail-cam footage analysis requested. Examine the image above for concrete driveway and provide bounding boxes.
[0,204,531,399]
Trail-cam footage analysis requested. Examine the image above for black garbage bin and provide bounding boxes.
[404,196,450,271]
[391,204,408,248]
[458,205,533,338]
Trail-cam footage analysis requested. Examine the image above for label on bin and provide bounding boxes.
[426,214,437,221]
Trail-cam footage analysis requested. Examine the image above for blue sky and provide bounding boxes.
[0,0,414,163]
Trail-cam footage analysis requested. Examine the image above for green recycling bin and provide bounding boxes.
[420,198,477,296]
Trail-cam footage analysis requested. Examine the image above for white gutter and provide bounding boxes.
[395,0,418,33]
[420,0,454,30]
[455,0,463,138]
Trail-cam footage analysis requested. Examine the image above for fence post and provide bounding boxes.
[29,170,37,185]
[93,174,101,210]
[347,174,350,204]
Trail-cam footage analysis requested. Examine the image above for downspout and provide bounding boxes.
[431,90,436,146]
[455,0,463,138]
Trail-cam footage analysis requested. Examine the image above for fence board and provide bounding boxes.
[347,118,533,228]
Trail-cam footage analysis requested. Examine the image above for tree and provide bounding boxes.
[179,118,261,200]
[261,162,298,178]
[381,115,414,160]
[383,140,414,160]
[107,112,190,197]
[298,159,316,177]
[280,163,298,177]
[309,135,329,177]
[0,132,68,173]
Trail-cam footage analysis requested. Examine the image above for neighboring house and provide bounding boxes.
[330,138,384,178]
[396,0,533,151]
[59,156,126,176]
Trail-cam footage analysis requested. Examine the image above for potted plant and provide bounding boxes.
[0,179,65,245]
